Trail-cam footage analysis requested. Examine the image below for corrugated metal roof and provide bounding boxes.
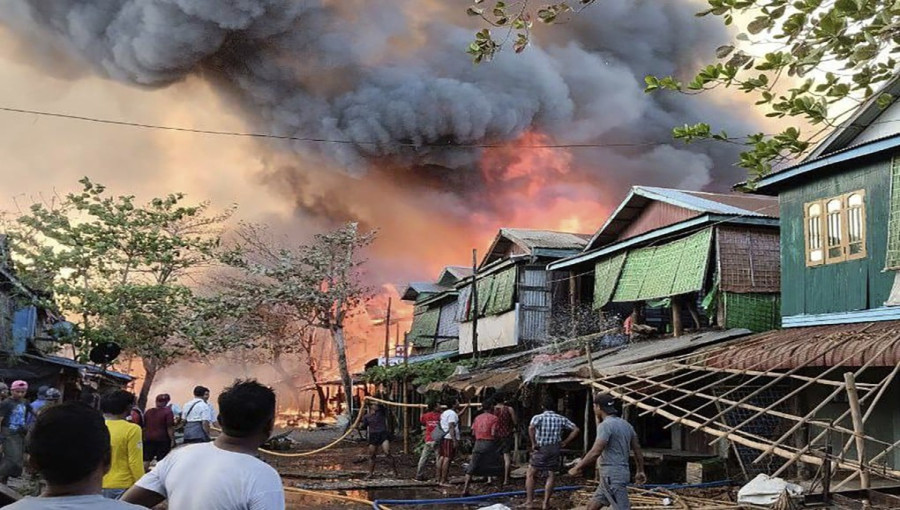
[537,328,752,380]
[806,73,900,160]
[481,228,589,267]
[587,186,779,250]
[501,228,591,250]
[21,353,133,381]
[401,282,450,301]
[702,321,900,370]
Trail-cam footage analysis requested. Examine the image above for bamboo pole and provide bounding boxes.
[671,298,683,337]
[844,372,869,490]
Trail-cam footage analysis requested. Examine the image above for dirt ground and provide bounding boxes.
[270,429,581,509]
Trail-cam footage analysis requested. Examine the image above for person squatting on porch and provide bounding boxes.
[524,397,580,510]
[569,394,646,510]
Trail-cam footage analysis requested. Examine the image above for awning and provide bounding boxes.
[701,321,900,370]
[421,369,521,395]
[594,228,713,304]
[408,307,441,347]
[592,253,626,309]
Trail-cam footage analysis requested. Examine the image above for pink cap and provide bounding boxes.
[10,380,27,391]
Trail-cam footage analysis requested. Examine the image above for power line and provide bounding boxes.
[0,105,740,149]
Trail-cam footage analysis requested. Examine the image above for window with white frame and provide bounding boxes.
[804,190,867,266]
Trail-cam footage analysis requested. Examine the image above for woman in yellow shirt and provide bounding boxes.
[101,390,144,499]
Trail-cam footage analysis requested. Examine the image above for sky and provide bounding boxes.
[0,1,783,392]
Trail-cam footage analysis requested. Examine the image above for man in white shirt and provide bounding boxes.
[181,385,212,443]
[437,399,461,486]
[123,380,284,510]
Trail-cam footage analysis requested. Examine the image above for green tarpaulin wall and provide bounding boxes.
[592,253,627,309]
[606,228,713,303]
[460,267,517,321]
[723,292,781,333]
[487,267,517,315]
[408,307,441,347]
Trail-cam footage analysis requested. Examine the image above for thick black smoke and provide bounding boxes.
[1,0,755,195]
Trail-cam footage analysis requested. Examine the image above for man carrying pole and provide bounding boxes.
[569,394,646,510]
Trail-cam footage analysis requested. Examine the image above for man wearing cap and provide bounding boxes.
[31,387,61,414]
[0,380,34,483]
[569,394,646,510]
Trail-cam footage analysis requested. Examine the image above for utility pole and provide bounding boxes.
[383,297,392,367]
[471,249,479,359]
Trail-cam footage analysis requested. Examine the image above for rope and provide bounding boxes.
[372,485,584,509]
[284,486,392,509]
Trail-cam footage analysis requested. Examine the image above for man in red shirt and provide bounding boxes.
[494,396,518,486]
[142,394,175,470]
[462,401,502,496]
[416,402,442,481]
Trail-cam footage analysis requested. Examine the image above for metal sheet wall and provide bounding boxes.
[437,300,459,338]
[519,266,550,343]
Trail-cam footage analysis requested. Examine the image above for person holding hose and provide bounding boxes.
[569,394,646,510]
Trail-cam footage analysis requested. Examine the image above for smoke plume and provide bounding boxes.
[1,0,761,288]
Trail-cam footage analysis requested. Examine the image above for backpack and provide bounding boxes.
[430,423,447,442]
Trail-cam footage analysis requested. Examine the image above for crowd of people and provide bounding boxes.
[0,379,284,510]
[0,376,647,510]
[358,392,647,510]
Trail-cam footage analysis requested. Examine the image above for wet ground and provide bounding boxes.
[269,431,580,509]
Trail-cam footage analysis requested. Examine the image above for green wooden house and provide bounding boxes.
[752,74,900,326]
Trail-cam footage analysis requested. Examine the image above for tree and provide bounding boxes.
[223,222,375,421]
[3,178,237,409]
[467,0,900,179]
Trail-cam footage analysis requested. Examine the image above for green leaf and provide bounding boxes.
[716,45,735,58]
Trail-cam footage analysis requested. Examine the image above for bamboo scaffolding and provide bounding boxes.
[596,367,889,449]
[770,359,899,479]
[753,335,900,462]
[795,359,900,486]
[680,334,860,429]
[671,363,876,389]
[702,333,892,438]
[844,372,869,490]
[648,335,855,421]
[589,379,900,479]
